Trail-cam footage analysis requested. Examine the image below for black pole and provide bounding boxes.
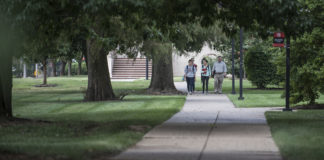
[238,28,244,100]
[231,38,236,94]
[283,36,292,111]
[145,57,149,80]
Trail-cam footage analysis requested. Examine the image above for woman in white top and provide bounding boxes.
[184,59,197,95]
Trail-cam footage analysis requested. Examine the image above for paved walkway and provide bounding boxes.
[113,82,282,160]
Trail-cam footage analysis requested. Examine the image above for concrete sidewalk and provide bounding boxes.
[112,82,282,160]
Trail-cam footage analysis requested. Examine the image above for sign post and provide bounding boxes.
[273,32,292,111]
[238,28,244,100]
[283,36,292,111]
[273,32,285,47]
[145,57,149,80]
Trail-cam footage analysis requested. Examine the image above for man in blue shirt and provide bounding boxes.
[212,56,227,94]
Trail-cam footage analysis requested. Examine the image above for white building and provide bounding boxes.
[108,45,222,79]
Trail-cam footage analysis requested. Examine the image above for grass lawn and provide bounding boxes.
[190,78,324,108]
[0,77,185,159]
[266,110,324,160]
[173,76,184,82]
[13,76,151,96]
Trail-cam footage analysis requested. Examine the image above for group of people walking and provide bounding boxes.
[184,56,227,95]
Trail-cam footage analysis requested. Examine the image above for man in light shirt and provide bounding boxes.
[212,56,227,94]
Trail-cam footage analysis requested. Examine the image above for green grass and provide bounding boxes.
[266,110,324,160]
[194,78,285,107]
[191,78,324,108]
[0,77,185,159]
[173,76,184,82]
[13,76,151,95]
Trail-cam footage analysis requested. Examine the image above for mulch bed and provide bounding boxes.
[0,117,51,126]
[146,89,186,95]
[295,104,324,110]
[33,84,57,87]
[244,88,284,90]
[0,151,69,160]
[0,152,40,160]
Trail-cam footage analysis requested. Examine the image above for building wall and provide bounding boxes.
[107,53,114,77]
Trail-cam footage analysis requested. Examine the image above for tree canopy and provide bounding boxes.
[1,0,324,118]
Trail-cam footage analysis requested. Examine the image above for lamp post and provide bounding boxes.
[231,38,236,94]
[238,28,244,100]
[283,36,292,111]
[145,57,149,80]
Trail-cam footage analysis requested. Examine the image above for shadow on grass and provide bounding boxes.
[14,90,85,95]
[29,107,181,122]
[1,107,183,159]
[222,89,282,95]
[14,92,184,104]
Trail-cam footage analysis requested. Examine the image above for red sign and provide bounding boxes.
[273,32,285,47]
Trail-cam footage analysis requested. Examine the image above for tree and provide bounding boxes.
[24,39,58,85]
[49,59,57,77]
[0,2,20,119]
[59,60,67,76]
[69,32,88,76]
[56,37,74,77]
[79,0,221,97]
[19,0,69,85]
[142,41,176,93]
[1,0,317,109]
[0,45,13,119]
[0,53,13,119]
[288,29,324,104]
[130,0,220,93]
[287,0,324,105]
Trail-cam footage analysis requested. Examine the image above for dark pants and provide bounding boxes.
[193,77,196,91]
[186,77,195,93]
[201,76,209,93]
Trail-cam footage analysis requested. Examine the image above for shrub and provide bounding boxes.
[244,50,279,89]
[288,28,324,105]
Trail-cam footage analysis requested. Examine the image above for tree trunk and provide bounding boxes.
[51,59,56,77]
[77,60,82,75]
[148,44,177,93]
[67,60,72,77]
[60,60,66,76]
[42,59,47,85]
[84,39,116,101]
[19,58,24,78]
[0,54,13,119]
[23,62,27,78]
